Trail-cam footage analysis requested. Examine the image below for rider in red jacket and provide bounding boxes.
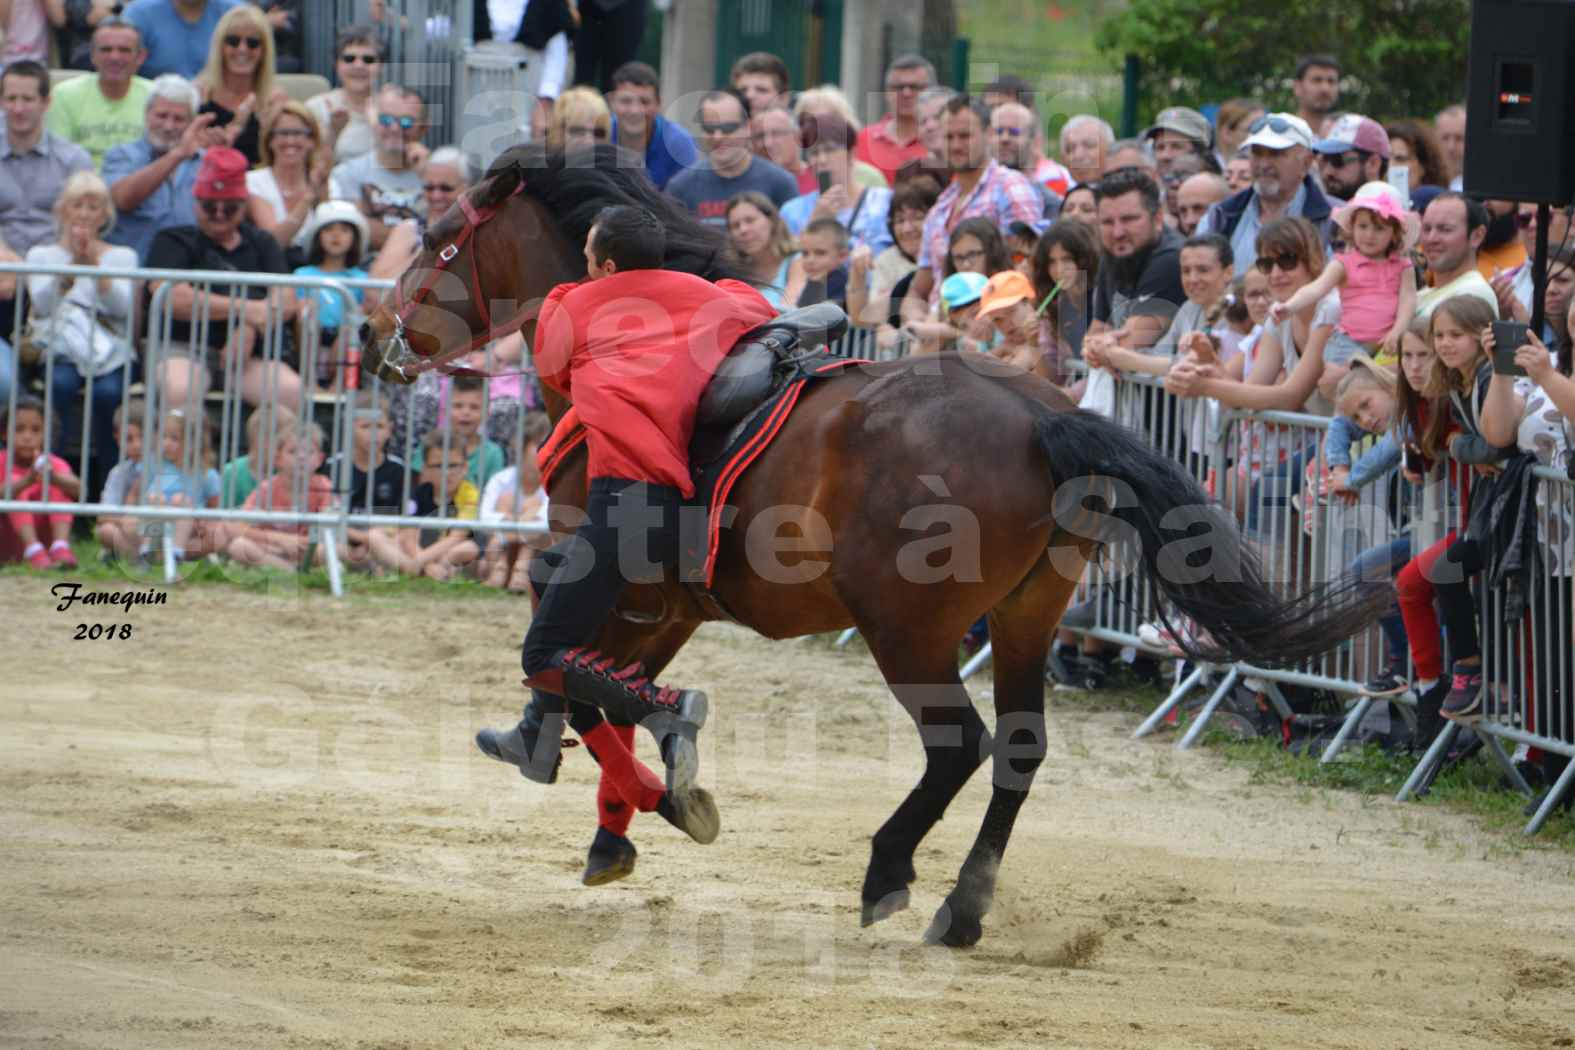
[477,205,775,873]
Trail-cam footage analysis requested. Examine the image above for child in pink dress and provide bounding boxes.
[1269,184,1420,365]
[1,396,81,568]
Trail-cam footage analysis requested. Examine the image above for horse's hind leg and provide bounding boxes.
[924,541,1092,948]
[859,627,992,927]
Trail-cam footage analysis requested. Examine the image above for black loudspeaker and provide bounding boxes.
[1464,0,1575,203]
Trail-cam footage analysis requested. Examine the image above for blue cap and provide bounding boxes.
[940,271,989,311]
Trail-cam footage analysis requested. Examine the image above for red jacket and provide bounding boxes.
[534,271,776,496]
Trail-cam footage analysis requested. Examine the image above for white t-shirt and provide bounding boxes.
[1416,269,1500,321]
[478,466,550,534]
[245,168,311,250]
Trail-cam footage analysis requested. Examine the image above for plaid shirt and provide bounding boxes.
[918,160,1045,276]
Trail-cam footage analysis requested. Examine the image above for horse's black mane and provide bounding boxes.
[464,142,751,284]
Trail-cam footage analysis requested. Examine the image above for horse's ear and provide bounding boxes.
[474,164,520,210]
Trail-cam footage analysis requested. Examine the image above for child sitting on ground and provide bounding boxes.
[227,421,335,570]
[139,409,224,564]
[409,374,505,489]
[321,389,408,567]
[96,399,147,562]
[477,412,552,591]
[1,395,81,568]
[369,428,480,581]
[221,404,299,508]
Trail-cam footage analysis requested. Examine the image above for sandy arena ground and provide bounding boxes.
[3,576,1575,1050]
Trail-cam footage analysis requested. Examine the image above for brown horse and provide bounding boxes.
[361,144,1385,948]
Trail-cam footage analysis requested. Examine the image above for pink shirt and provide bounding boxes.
[1337,251,1410,343]
[0,0,49,64]
[1,449,70,490]
[243,473,335,534]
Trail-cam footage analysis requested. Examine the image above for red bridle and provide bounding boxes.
[384,181,526,380]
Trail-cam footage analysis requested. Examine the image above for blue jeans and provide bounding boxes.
[1245,439,1319,536]
[0,336,14,409]
[49,357,126,468]
[1348,534,1412,668]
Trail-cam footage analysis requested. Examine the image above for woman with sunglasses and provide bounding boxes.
[306,26,382,164]
[194,4,289,167]
[546,87,610,151]
[247,101,331,257]
[1168,218,1338,414]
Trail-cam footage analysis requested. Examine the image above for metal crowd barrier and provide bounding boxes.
[1395,464,1575,833]
[0,263,550,595]
[1048,373,1403,750]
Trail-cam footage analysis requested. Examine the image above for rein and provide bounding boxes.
[382,181,528,381]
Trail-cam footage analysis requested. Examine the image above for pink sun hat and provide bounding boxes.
[1333,183,1421,252]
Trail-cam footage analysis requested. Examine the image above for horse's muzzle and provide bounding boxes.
[360,322,418,386]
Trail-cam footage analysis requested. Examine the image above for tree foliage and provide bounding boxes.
[1096,0,1471,123]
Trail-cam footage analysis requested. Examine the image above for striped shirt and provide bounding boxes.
[917,160,1044,275]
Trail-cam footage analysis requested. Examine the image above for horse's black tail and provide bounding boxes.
[1032,407,1390,668]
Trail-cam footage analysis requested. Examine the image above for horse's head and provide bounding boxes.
[359,177,530,386]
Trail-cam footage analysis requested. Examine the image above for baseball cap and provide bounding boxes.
[939,271,989,311]
[976,270,1035,319]
[194,147,249,200]
[1312,114,1391,159]
[1143,107,1212,150]
[1241,112,1314,152]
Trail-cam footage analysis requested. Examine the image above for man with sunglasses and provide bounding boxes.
[666,89,795,228]
[990,101,1070,209]
[123,0,239,80]
[145,146,301,409]
[1497,204,1574,320]
[329,83,427,250]
[1197,111,1333,276]
[1310,114,1389,203]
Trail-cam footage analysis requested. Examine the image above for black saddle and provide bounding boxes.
[696,303,849,427]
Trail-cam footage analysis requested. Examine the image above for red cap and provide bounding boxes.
[194,148,249,200]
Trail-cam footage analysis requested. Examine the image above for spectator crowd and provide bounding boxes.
[0,4,1571,813]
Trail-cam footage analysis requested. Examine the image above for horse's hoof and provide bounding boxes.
[657,786,721,845]
[921,901,982,948]
[582,831,638,886]
[860,888,910,927]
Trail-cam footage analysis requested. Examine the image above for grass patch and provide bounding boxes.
[1,537,517,603]
[1212,734,1575,852]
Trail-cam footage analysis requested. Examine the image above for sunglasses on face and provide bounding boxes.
[224,34,263,50]
[423,182,457,193]
[700,120,744,135]
[340,52,379,64]
[378,113,417,130]
[1517,212,1537,229]
[199,200,244,218]
[993,126,1027,138]
[1254,252,1303,274]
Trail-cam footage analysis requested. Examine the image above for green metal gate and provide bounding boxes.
[713,0,844,91]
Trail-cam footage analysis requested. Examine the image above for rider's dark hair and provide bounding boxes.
[590,205,666,271]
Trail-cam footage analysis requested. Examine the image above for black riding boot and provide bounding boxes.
[474,689,567,784]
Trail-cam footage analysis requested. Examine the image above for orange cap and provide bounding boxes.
[976,270,1035,319]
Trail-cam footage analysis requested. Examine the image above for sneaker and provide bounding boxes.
[1363,667,1409,698]
[25,547,52,569]
[1441,662,1484,722]
[49,544,78,570]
